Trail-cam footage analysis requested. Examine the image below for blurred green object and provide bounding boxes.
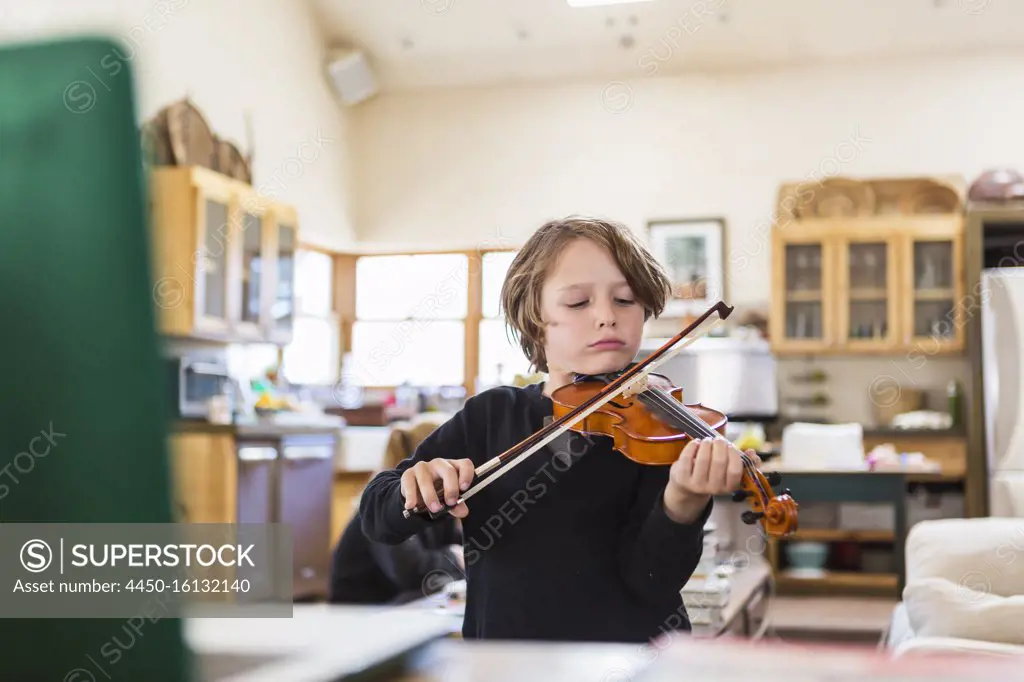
[0,37,190,680]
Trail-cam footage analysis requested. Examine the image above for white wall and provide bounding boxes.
[1,0,355,250]
[350,49,1024,423]
[350,49,1024,307]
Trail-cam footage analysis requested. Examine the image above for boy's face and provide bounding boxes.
[539,237,645,377]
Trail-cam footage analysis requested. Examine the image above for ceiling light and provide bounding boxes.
[566,0,654,8]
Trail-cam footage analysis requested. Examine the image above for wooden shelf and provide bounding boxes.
[777,570,899,590]
[782,528,894,543]
[914,288,955,300]
[848,287,888,300]
[785,290,823,302]
[906,472,965,483]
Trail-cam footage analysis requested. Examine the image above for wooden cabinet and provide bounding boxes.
[770,177,966,356]
[169,432,237,524]
[168,428,339,601]
[149,166,298,344]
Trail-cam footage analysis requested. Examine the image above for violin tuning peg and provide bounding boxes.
[741,511,765,525]
[765,472,782,486]
[782,488,792,497]
[731,490,751,502]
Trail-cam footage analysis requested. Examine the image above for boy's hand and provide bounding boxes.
[401,458,474,519]
[663,437,761,525]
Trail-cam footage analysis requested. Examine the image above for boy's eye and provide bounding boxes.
[615,298,635,305]
[567,300,588,309]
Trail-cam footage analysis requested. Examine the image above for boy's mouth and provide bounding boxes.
[589,338,625,350]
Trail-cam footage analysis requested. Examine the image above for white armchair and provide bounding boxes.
[887,517,1024,658]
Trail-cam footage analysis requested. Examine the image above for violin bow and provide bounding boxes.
[403,300,735,519]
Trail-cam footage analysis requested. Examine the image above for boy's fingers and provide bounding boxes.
[707,440,728,490]
[452,459,476,491]
[430,460,461,507]
[401,470,420,510]
[726,447,745,490]
[414,465,442,513]
[745,448,763,467]
[691,438,712,488]
[450,502,470,519]
[671,440,698,486]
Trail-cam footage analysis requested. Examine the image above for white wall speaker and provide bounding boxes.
[326,48,378,106]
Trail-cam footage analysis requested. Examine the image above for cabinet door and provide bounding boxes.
[903,235,964,352]
[837,237,900,350]
[237,444,278,524]
[193,186,233,336]
[266,214,297,344]
[229,192,270,340]
[279,437,335,600]
[169,433,237,524]
[771,235,835,353]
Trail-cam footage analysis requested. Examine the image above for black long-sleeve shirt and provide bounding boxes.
[359,382,711,643]
[328,509,462,605]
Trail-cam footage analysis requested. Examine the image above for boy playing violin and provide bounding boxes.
[359,216,760,643]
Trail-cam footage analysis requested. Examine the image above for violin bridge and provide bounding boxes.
[620,374,649,400]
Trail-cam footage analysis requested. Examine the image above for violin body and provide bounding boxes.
[551,379,727,466]
[552,373,799,538]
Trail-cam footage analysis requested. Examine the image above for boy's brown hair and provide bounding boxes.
[499,216,672,373]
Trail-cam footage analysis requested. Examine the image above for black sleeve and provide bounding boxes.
[616,466,712,606]
[359,400,480,545]
[366,531,462,592]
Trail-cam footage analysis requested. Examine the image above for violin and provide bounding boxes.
[403,300,799,537]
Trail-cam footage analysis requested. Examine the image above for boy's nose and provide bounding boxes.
[595,303,616,327]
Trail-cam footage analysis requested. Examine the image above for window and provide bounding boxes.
[478,251,533,387]
[349,254,469,387]
[283,249,338,385]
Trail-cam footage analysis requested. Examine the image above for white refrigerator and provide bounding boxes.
[980,268,1024,517]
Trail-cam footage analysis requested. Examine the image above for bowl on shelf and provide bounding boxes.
[785,541,828,578]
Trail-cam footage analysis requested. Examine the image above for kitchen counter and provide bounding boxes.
[173,416,346,438]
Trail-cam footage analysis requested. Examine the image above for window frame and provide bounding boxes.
[280,245,340,387]
[331,246,520,396]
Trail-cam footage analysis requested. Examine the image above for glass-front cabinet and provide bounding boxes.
[266,206,297,345]
[903,230,964,352]
[231,188,271,340]
[192,181,233,336]
[149,167,299,343]
[769,178,965,356]
[837,237,899,350]
[772,231,835,352]
[770,216,965,356]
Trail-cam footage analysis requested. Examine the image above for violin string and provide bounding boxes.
[645,388,760,473]
[642,387,773,509]
[643,387,760,469]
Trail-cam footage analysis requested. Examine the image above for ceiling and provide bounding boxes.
[311,0,1024,93]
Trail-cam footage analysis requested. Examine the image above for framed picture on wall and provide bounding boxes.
[646,217,726,316]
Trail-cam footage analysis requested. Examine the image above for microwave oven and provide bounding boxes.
[166,355,233,419]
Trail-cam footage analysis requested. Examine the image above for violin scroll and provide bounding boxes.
[735,464,799,537]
